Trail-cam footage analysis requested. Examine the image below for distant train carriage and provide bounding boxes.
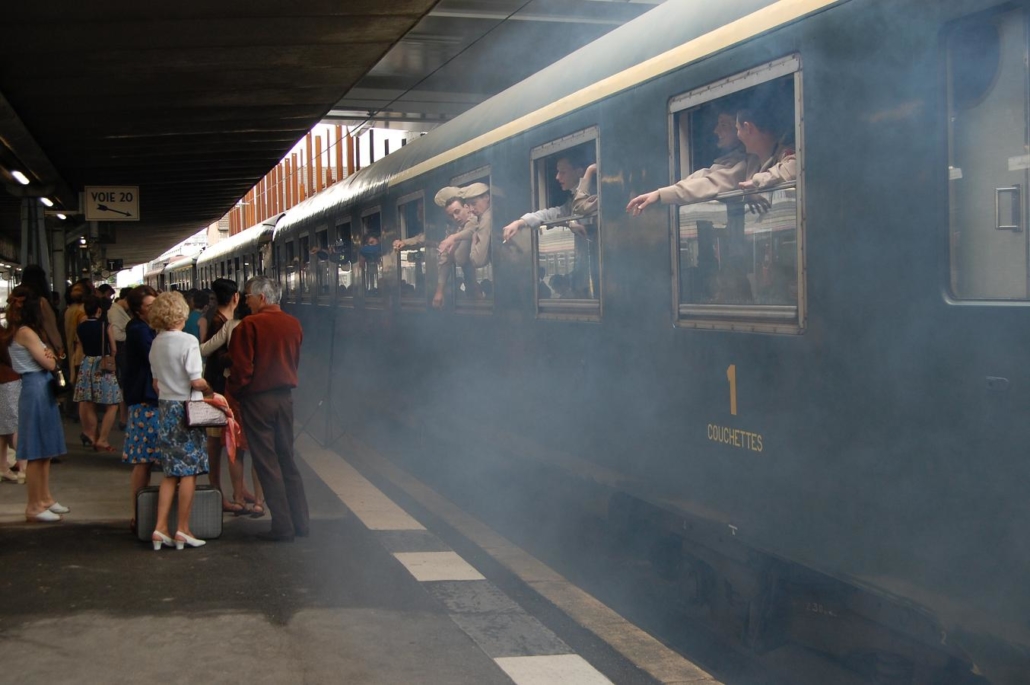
[142,261,167,291]
[195,214,280,291]
[163,255,196,292]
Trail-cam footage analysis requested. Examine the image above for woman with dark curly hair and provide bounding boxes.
[3,286,68,522]
[121,285,160,534]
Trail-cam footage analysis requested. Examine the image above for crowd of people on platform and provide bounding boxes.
[0,270,307,549]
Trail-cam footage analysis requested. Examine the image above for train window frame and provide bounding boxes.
[299,232,312,303]
[449,165,494,314]
[529,127,602,322]
[944,8,1030,304]
[360,206,384,308]
[314,225,331,304]
[334,217,356,307]
[284,239,297,302]
[668,54,806,335]
[396,190,427,311]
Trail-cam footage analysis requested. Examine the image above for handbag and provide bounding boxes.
[185,398,228,428]
[99,323,116,374]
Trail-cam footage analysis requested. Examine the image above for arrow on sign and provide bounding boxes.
[96,204,132,217]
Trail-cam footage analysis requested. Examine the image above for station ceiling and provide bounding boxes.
[0,0,662,270]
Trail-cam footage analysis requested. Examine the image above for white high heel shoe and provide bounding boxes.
[151,531,174,551]
[174,531,206,550]
[48,502,70,514]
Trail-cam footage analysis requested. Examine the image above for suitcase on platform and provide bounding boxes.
[135,484,223,542]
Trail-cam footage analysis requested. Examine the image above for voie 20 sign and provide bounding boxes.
[84,186,139,222]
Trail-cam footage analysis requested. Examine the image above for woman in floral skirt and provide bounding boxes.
[147,291,213,551]
[120,285,159,534]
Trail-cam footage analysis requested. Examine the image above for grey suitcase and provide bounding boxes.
[135,484,223,542]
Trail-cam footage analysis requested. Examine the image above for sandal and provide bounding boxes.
[222,501,246,515]
[249,500,266,518]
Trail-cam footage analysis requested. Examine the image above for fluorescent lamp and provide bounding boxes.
[56,213,67,220]
[40,197,53,207]
[11,171,30,185]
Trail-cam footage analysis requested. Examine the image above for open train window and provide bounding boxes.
[448,166,493,312]
[529,129,600,320]
[947,8,1030,301]
[333,219,356,304]
[396,192,426,309]
[315,227,330,301]
[669,55,804,334]
[360,209,383,305]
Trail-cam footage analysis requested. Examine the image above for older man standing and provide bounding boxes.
[227,276,308,542]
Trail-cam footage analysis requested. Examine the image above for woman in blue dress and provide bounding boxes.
[120,285,160,534]
[3,286,68,522]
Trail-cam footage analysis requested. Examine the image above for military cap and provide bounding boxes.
[434,186,462,207]
[461,182,490,199]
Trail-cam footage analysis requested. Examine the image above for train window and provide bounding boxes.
[333,220,356,302]
[360,209,383,304]
[284,240,297,300]
[299,234,311,300]
[396,193,426,308]
[448,166,493,311]
[669,55,804,333]
[947,9,1030,300]
[315,227,331,300]
[529,129,600,319]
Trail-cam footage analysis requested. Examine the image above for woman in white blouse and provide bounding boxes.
[147,292,213,551]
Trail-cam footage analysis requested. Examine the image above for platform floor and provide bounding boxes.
[0,417,694,685]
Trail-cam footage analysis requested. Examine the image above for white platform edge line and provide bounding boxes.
[297,433,425,531]
[343,435,721,685]
[494,654,614,685]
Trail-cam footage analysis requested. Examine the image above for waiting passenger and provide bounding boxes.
[502,152,590,242]
[437,183,492,301]
[626,104,747,215]
[183,291,206,342]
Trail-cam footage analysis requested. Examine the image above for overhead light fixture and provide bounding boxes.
[79,237,87,245]
[56,213,67,220]
[40,197,54,207]
[11,170,30,185]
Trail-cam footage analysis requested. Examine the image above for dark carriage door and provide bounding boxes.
[948,7,1030,300]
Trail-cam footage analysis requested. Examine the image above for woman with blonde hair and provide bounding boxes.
[148,291,213,550]
[4,286,68,522]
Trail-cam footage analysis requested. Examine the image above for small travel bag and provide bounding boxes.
[135,484,223,542]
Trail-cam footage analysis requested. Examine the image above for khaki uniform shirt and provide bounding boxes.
[746,141,796,189]
[657,146,749,205]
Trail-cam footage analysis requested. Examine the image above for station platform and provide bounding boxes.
[0,416,716,685]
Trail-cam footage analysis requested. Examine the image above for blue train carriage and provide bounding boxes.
[271,0,1030,682]
[142,260,167,291]
[196,214,281,291]
[162,254,196,292]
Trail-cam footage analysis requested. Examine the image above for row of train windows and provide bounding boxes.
[265,20,1030,333]
[196,253,263,290]
[275,57,803,332]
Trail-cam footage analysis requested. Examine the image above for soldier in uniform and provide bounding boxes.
[436,183,492,305]
[626,103,749,215]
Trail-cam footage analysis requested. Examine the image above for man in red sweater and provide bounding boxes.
[228,275,308,541]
